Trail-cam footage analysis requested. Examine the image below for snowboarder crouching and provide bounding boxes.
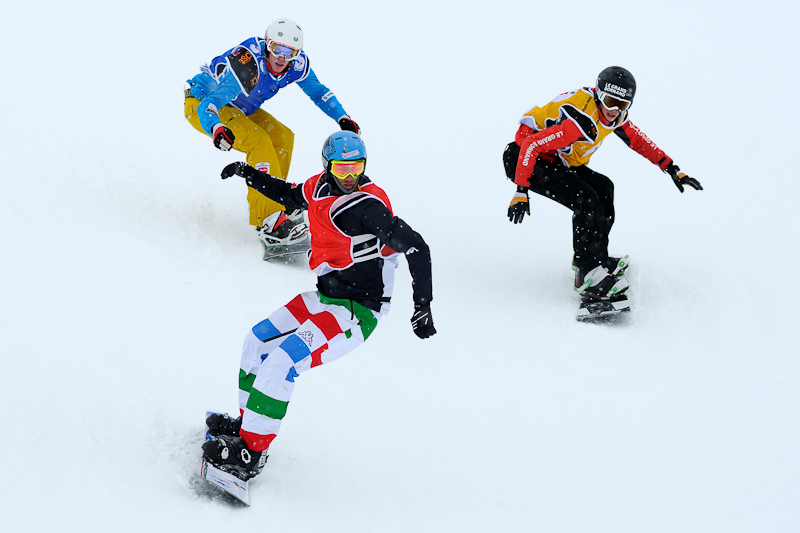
[184,18,361,255]
[201,131,436,481]
[503,66,702,304]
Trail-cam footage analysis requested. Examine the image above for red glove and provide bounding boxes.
[212,123,235,151]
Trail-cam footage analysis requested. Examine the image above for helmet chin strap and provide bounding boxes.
[266,62,287,76]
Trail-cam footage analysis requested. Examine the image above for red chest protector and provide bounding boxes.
[303,174,397,273]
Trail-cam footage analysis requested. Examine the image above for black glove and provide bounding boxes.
[338,116,360,134]
[221,161,263,181]
[212,123,235,151]
[221,162,246,179]
[508,186,530,224]
[411,303,436,339]
[664,163,703,193]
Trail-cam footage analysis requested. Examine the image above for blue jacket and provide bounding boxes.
[187,37,348,135]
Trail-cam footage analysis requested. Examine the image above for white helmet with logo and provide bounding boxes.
[265,19,304,50]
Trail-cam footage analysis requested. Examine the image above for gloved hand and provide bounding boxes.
[221,162,246,179]
[411,303,436,339]
[338,116,360,134]
[221,162,261,180]
[508,187,530,224]
[212,123,235,151]
[664,163,703,193]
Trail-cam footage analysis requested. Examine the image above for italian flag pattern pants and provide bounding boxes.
[238,291,382,451]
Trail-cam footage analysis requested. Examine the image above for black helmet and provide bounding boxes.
[595,66,636,112]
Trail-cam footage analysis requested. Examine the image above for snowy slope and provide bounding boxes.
[2,1,799,531]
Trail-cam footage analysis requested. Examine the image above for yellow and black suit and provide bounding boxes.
[503,87,674,271]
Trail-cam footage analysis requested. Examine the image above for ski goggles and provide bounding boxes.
[597,90,632,112]
[330,159,366,179]
[267,40,301,60]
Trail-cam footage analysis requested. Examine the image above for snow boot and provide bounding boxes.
[574,265,629,299]
[256,211,309,248]
[285,208,306,225]
[605,255,630,276]
[201,434,268,481]
[206,413,242,437]
[573,254,630,277]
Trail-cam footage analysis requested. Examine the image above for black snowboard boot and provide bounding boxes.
[574,265,629,300]
[206,413,242,437]
[573,254,630,277]
[201,434,268,481]
[604,255,630,277]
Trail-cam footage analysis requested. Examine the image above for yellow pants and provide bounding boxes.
[185,96,294,227]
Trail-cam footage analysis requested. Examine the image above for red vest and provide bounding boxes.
[302,174,397,273]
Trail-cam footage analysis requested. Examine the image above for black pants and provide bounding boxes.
[503,142,615,271]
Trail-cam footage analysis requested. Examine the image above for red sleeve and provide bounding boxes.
[616,121,673,170]
[514,121,582,187]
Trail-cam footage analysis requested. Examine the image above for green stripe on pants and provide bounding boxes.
[239,369,256,393]
[317,292,378,340]
[246,387,290,420]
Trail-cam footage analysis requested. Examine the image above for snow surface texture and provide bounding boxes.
[2,1,799,531]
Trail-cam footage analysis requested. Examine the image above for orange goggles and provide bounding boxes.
[330,159,365,179]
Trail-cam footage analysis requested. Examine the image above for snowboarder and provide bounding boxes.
[503,66,702,308]
[184,18,361,255]
[201,131,436,481]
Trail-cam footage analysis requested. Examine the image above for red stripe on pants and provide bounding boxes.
[310,311,343,340]
[240,428,276,453]
[310,344,328,368]
[285,294,311,323]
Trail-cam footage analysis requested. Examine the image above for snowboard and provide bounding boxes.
[576,294,630,322]
[262,241,310,263]
[193,412,251,506]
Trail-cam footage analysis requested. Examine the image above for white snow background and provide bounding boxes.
[1,1,799,531]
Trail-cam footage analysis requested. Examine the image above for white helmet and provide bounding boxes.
[265,19,304,50]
